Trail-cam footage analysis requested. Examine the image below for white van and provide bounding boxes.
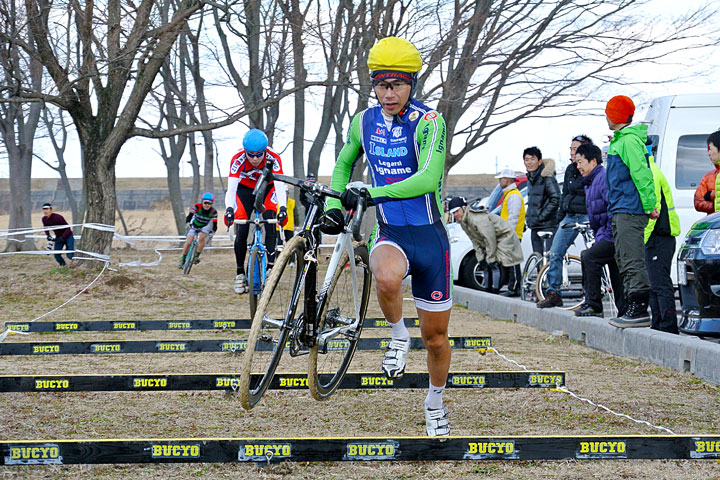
[643,93,720,283]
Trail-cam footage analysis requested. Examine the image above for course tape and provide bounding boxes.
[0,336,492,356]
[487,348,677,435]
[2,435,718,464]
[0,371,565,392]
[4,317,422,333]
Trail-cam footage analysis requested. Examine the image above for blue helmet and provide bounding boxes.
[243,129,268,153]
[201,192,214,203]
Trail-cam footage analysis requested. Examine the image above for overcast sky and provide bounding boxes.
[3,0,719,184]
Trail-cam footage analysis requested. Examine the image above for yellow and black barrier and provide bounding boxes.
[0,371,565,393]
[3,317,421,333]
[0,336,492,356]
[2,435,719,464]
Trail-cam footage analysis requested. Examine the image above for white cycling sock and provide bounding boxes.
[425,381,445,410]
[389,317,410,341]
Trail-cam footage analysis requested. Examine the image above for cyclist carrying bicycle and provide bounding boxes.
[178,192,218,268]
[322,37,452,436]
[224,129,288,294]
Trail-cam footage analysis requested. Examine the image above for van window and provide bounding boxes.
[675,134,711,189]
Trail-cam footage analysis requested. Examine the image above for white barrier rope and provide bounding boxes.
[486,347,676,435]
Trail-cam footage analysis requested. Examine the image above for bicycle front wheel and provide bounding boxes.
[247,247,266,319]
[536,255,584,310]
[308,243,371,400]
[521,253,542,302]
[182,241,196,275]
[239,235,304,410]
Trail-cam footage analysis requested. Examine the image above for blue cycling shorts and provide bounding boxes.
[371,221,452,312]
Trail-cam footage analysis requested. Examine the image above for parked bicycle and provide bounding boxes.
[534,223,616,315]
[238,174,372,409]
[520,230,555,302]
[234,213,279,319]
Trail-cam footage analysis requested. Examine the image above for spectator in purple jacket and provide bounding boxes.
[41,202,74,266]
[574,144,626,317]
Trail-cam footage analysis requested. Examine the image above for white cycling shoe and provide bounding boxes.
[381,338,410,378]
[425,405,450,437]
[234,274,247,295]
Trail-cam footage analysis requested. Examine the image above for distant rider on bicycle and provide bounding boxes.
[224,129,288,294]
[322,37,452,436]
[178,192,218,268]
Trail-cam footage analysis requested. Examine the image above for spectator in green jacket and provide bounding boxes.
[644,158,681,334]
[604,95,657,329]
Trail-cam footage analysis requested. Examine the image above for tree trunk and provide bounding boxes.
[79,150,116,259]
[202,130,214,194]
[5,145,34,251]
[166,160,186,234]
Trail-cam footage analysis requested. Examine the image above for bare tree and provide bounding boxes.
[0,0,42,251]
[18,0,203,262]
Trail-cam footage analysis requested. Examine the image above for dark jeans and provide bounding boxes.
[530,228,557,255]
[580,239,625,313]
[612,213,650,301]
[645,235,678,334]
[53,235,74,266]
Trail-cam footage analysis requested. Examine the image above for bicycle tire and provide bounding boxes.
[535,255,584,310]
[520,253,542,302]
[183,240,196,275]
[247,247,265,319]
[239,235,304,410]
[308,244,371,400]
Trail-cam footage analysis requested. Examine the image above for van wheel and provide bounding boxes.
[460,254,484,290]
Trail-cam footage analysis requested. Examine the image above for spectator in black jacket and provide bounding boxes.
[537,135,593,308]
[524,146,560,255]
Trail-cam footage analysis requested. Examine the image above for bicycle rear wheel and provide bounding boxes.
[308,244,371,400]
[182,240,196,275]
[521,253,542,302]
[536,255,584,310]
[239,236,304,410]
[247,247,266,319]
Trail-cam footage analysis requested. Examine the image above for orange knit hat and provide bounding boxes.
[605,95,635,124]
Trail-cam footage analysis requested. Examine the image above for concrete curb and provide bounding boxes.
[452,285,720,385]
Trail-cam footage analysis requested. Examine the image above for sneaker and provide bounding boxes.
[234,274,247,295]
[381,338,410,378]
[177,256,186,269]
[537,289,563,308]
[575,303,603,317]
[608,301,650,328]
[499,289,520,297]
[425,405,450,436]
[193,253,201,264]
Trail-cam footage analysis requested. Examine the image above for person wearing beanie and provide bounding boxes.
[603,95,657,328]
[323,37,452,436]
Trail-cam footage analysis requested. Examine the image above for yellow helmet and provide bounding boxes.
[367,37,422,73]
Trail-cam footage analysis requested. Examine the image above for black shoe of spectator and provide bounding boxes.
[575,304,603,317]
[608,301,650,328]
[537,290,563,308]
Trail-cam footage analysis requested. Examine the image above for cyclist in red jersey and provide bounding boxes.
[224,129,288,294]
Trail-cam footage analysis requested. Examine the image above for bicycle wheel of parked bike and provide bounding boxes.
[239,236,304,410]
[247,246,266,319]
[535,255,584,310]
[521,253,542,302]
[308,244,372,400]
[182,240,196,276]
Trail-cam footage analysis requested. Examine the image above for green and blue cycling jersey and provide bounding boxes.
[328,99,447,226]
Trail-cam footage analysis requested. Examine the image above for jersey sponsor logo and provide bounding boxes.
[370,135,386,144]
[151,444,200,458]
[272,158,282,173]
[230,159,242,175]
[369,142,409,159]
[424,111,438,121]
[389,136,407,143]
[238,443,292,461]
[375,128,386,135]
[409,111,420,122]
[392,126,402,138]
[431,290,443,300]
[576,441,627,459]
[6,444,62,465]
